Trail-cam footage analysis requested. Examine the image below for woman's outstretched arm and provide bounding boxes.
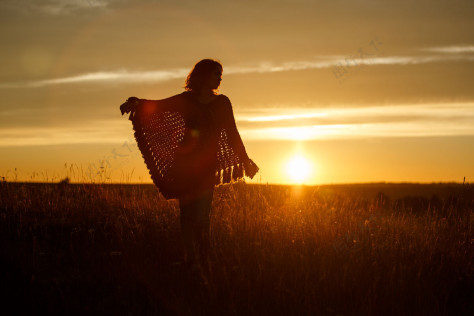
[221,96,259,178]
[120,94,184,118]
[221,97,248,158]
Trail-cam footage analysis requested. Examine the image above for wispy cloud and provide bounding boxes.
[2,48,474,88]
[422,45,474,54]
[0,120,127,147]
[0,0,110,15]
[241,120,474,141]
[237,102,474,141]
[1,102,473,146]
[236,103,474,124]
[242,111,328,122]
[0,69,189,88]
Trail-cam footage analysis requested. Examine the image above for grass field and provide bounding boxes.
[0,181,472,315]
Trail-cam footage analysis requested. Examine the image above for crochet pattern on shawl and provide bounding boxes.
[121,92,257,199]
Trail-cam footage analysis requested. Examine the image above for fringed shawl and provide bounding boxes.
[123,92,255,199]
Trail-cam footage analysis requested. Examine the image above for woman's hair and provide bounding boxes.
[185,59,222,92]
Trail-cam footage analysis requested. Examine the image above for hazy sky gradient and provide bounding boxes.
[1,0,473,184]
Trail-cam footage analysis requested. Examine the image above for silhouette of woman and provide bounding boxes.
[120,59,258,263]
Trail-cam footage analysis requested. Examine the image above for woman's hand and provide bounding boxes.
[244,159,259,179]
[120,97,139,115]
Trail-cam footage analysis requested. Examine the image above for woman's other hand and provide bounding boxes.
[244,159,259,179]
[120,97,139,115]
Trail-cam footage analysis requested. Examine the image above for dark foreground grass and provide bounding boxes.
[0,182,472,315]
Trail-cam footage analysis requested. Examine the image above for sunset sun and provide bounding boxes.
[285,155,312,184]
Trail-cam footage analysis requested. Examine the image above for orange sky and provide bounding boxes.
[1,0,474,184]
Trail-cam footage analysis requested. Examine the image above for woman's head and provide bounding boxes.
[185,59,223,93]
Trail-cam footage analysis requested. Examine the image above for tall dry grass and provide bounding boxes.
[0,181,472,315]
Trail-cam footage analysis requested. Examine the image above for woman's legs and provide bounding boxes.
[178,188,214,263]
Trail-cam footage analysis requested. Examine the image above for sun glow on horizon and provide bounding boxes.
[285,155,313,184]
